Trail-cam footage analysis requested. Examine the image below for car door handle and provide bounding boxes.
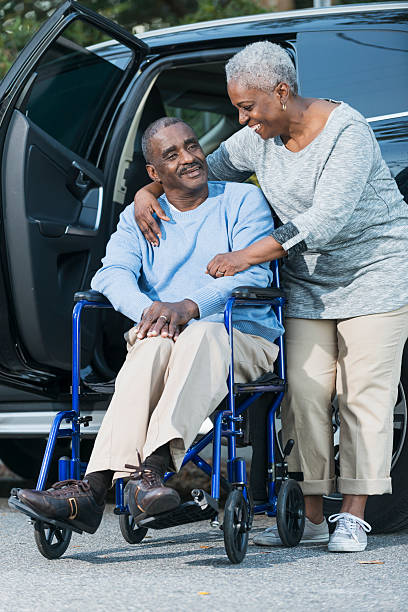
[37,185,103,237]
[65,224,97,237]
[37,221,97,237]
[67,161,102,200]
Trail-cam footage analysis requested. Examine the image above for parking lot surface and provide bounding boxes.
[1,496,408,611]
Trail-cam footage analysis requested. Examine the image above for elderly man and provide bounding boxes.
[16,117,283,535]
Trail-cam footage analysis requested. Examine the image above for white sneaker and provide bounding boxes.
[253,517,329,546]
[328,512,372,552]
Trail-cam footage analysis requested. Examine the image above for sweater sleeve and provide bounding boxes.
[184,186,274,318]
[271,122,374,255]
[206,126,256,183]
[91,207,153,322]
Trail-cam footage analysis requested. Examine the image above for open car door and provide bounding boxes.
[0,1,149,391]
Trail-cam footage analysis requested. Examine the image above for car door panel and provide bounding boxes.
[0,0,149,382]
[2,109,105,369]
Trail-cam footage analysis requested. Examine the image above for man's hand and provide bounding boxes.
[136,299,199,341]
[206,250,251,278]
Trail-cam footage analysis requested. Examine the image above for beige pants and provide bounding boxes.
[282,304,408,496]
[86,321,278,481]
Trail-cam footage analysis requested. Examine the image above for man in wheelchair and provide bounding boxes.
[17,117,283,535]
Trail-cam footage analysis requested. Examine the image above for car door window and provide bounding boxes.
[297,30,408,118]
[23,20,133,163]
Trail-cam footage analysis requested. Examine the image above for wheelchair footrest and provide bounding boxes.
[138,501,217,530]
[8,491,83,534]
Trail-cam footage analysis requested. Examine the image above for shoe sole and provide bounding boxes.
[9,494,102,535]
[254,537,329,547]
[254,533,329,546]
[300,536,330,544]
[328,543,367,552]
[14,493,102,534]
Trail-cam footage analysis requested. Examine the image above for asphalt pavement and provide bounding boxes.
[1,495,408,612]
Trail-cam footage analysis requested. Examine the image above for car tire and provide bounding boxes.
[0,439,59,481]
[0,438,94,484]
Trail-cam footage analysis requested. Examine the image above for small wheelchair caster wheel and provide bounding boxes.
[276,479,305,547]
[33,520,72,559]
[223,489,250,564]
[119,512,148,544]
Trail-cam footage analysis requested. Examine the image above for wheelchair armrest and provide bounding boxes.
[73,290,112,305]
[231,286,285,300]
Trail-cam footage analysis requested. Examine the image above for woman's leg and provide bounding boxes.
[282,318,338,513]
[304,495,324,524]
[340,494,368,519]
[326,304,408,552]
[336,303,408,499]
[254,318,337,547]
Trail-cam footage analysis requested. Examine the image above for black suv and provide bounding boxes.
[0,1,407,531]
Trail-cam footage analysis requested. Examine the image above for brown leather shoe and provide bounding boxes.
[125,468,180,522]
[17,479,104,534]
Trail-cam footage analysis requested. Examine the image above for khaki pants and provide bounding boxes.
[282,304,408,496]
[86,321,278,481]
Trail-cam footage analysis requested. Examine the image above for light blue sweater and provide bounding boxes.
[91,181,284,342]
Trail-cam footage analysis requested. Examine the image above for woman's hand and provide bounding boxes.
[206,250,251,278]
[134,184,168,246]
[207,238,287,277]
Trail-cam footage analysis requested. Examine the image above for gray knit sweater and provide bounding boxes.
[207,102,408,319]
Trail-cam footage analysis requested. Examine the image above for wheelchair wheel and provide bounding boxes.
[119,512,148,544]
[33,520,72,559]
[223,489,250,564]
[276,479,305,547]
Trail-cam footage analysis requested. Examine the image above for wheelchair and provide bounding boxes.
[9,260,305,563]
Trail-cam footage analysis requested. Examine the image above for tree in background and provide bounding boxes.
[0,0,269,77]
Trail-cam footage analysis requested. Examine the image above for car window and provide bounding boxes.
[165,106,223,140]
[297,30,408,118]
[24,20,133,160]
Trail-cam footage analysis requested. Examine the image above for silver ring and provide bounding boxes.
[217,270,225,276]
[159,315,168,322]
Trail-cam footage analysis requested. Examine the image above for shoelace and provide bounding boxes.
[125,456,162,488]
[50,479,91,493]
[328,512,371,543]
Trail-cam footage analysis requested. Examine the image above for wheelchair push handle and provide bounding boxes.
[231,286,285,300]
[73,289,112,305]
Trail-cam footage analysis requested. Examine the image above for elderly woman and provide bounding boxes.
[134,42,408,553]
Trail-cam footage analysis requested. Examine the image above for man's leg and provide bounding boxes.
[125,321,278,520]
[142,321,278,471]
[85,334,174,479]
[17,334,176,532]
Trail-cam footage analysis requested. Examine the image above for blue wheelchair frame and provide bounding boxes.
[35,260,286,522]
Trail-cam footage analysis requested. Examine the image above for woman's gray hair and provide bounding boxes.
[226,41,298,95]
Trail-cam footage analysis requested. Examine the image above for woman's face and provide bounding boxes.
[227,80,285,140]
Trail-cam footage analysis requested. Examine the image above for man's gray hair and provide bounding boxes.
[142,116,190,163]
[225,41,298,95]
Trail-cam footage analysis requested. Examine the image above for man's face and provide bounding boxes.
[147,123,208,192]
